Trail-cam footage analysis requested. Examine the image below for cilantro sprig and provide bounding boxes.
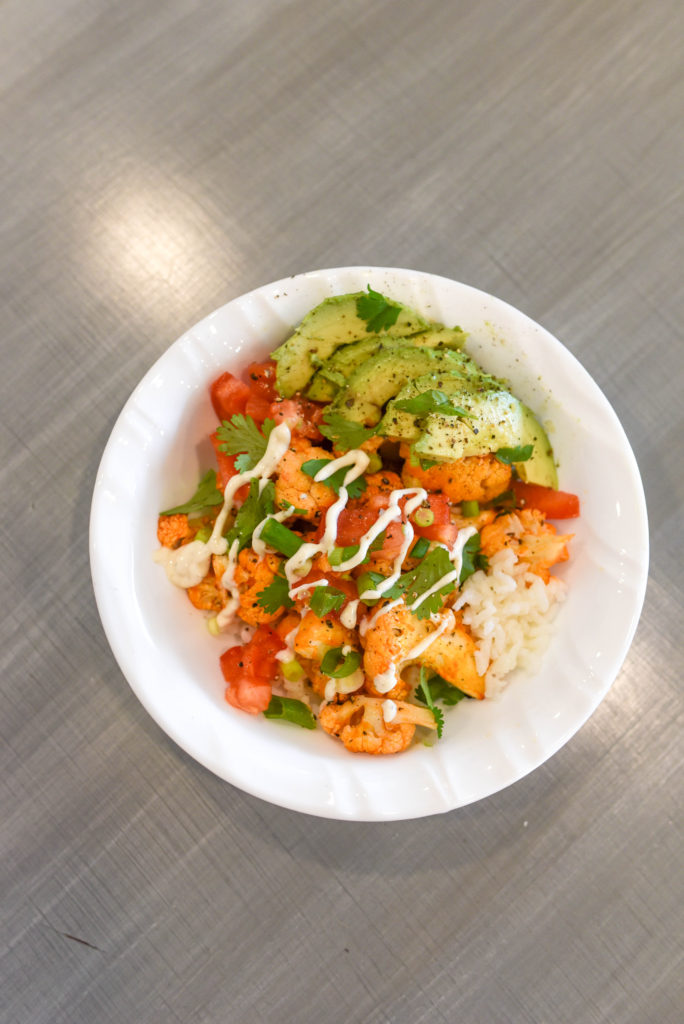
[216,414,276,472]
[384,545,459,619]
[356,286,402,333]
[459,533,488,585]
[263,696,316,730]
[495,443,534,465]
[393,390,472,419]
[318,410,377,452]
[301,458,367,499]
[418,667,445,738]
[225,479,276,552]
[416,672,470,707]
[256,562,294,614]
[160,469,224,516]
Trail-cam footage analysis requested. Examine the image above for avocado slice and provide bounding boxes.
[330,348,476,425]
[382,371,558,487]
[306,326,467,402]
[271,292,432,398]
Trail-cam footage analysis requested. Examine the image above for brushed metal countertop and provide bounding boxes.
[1,2,682,1021]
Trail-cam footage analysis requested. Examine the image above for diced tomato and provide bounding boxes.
[334,502,379,547]
[245,360,278,401]
[512,480,580,519]
[210,432,248,500]
[220,625,284,715]
[411,493,451,540]
[269,398,324,440]
[246,625,286,679]
[210,371,251,422]
[244,391,274,424]
[376,520,405,557]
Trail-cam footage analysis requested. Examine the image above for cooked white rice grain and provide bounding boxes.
[457,547,567,698]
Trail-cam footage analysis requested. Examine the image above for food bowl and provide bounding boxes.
[89,267,648,820]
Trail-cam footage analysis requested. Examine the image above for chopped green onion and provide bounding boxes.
[206,616,220,636]
[461,500,480,517]
[310,586,346,617]
[328,544,359,566]
[281,659,305,682]
[413,507,434,528]
[356,570,386,606]
[366,452,383,473]
[409,536,430,560]
[259,518,303,557]
[194,525,212,544]
[320,647,361,678]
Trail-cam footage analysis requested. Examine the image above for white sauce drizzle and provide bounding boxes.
[340,599,359,629]
[283,449,370,585]
[289,579,328,598]
[275,626,300,663]
[382,699,398,723]
[155,421,291,601]
[408,526,478,613]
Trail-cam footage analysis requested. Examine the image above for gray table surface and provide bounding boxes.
[2,1,682,1022]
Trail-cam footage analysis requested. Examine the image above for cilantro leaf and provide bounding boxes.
[263,696,316,730]
[256,564,294,614]
[495,443,534,465]
[393,389,472,418]
[216,414,276,471]
[386,546,457,619]
[459,532,484,585]
[310,586,346,617]
[301,459,367,499]
[418,667,444,738]
[161,469,224,516]
[415,672,470,707]
[356,285,402,333]
[318,410,376,451]
[320,647,361,678]
[225,479,276,551]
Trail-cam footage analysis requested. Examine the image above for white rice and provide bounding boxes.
[453,547,567,698]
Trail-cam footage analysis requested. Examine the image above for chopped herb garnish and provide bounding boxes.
[225,479,276,551]
[418,667,444,738]
[489,488,517,511]
[301,459,367,499]
[394,389,472,418]
[320,647,361,678]
[160,469,223,516]
[310,586,346,617]
[328,544,364,566]
[256,563,294,614]
[216,414,276,471]
[416,670,469,708]
[409,536,430,560]
[386,545,457,619]
[258,518,304,557]
[318,410,377,451]
[263,696,316,730]
[459,532,487,585]
[460,500,480,517]
[355,570,387,605]
[356,285,402,333]
[495,443,534,465]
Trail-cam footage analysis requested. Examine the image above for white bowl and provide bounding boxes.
[90,267,649,820]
